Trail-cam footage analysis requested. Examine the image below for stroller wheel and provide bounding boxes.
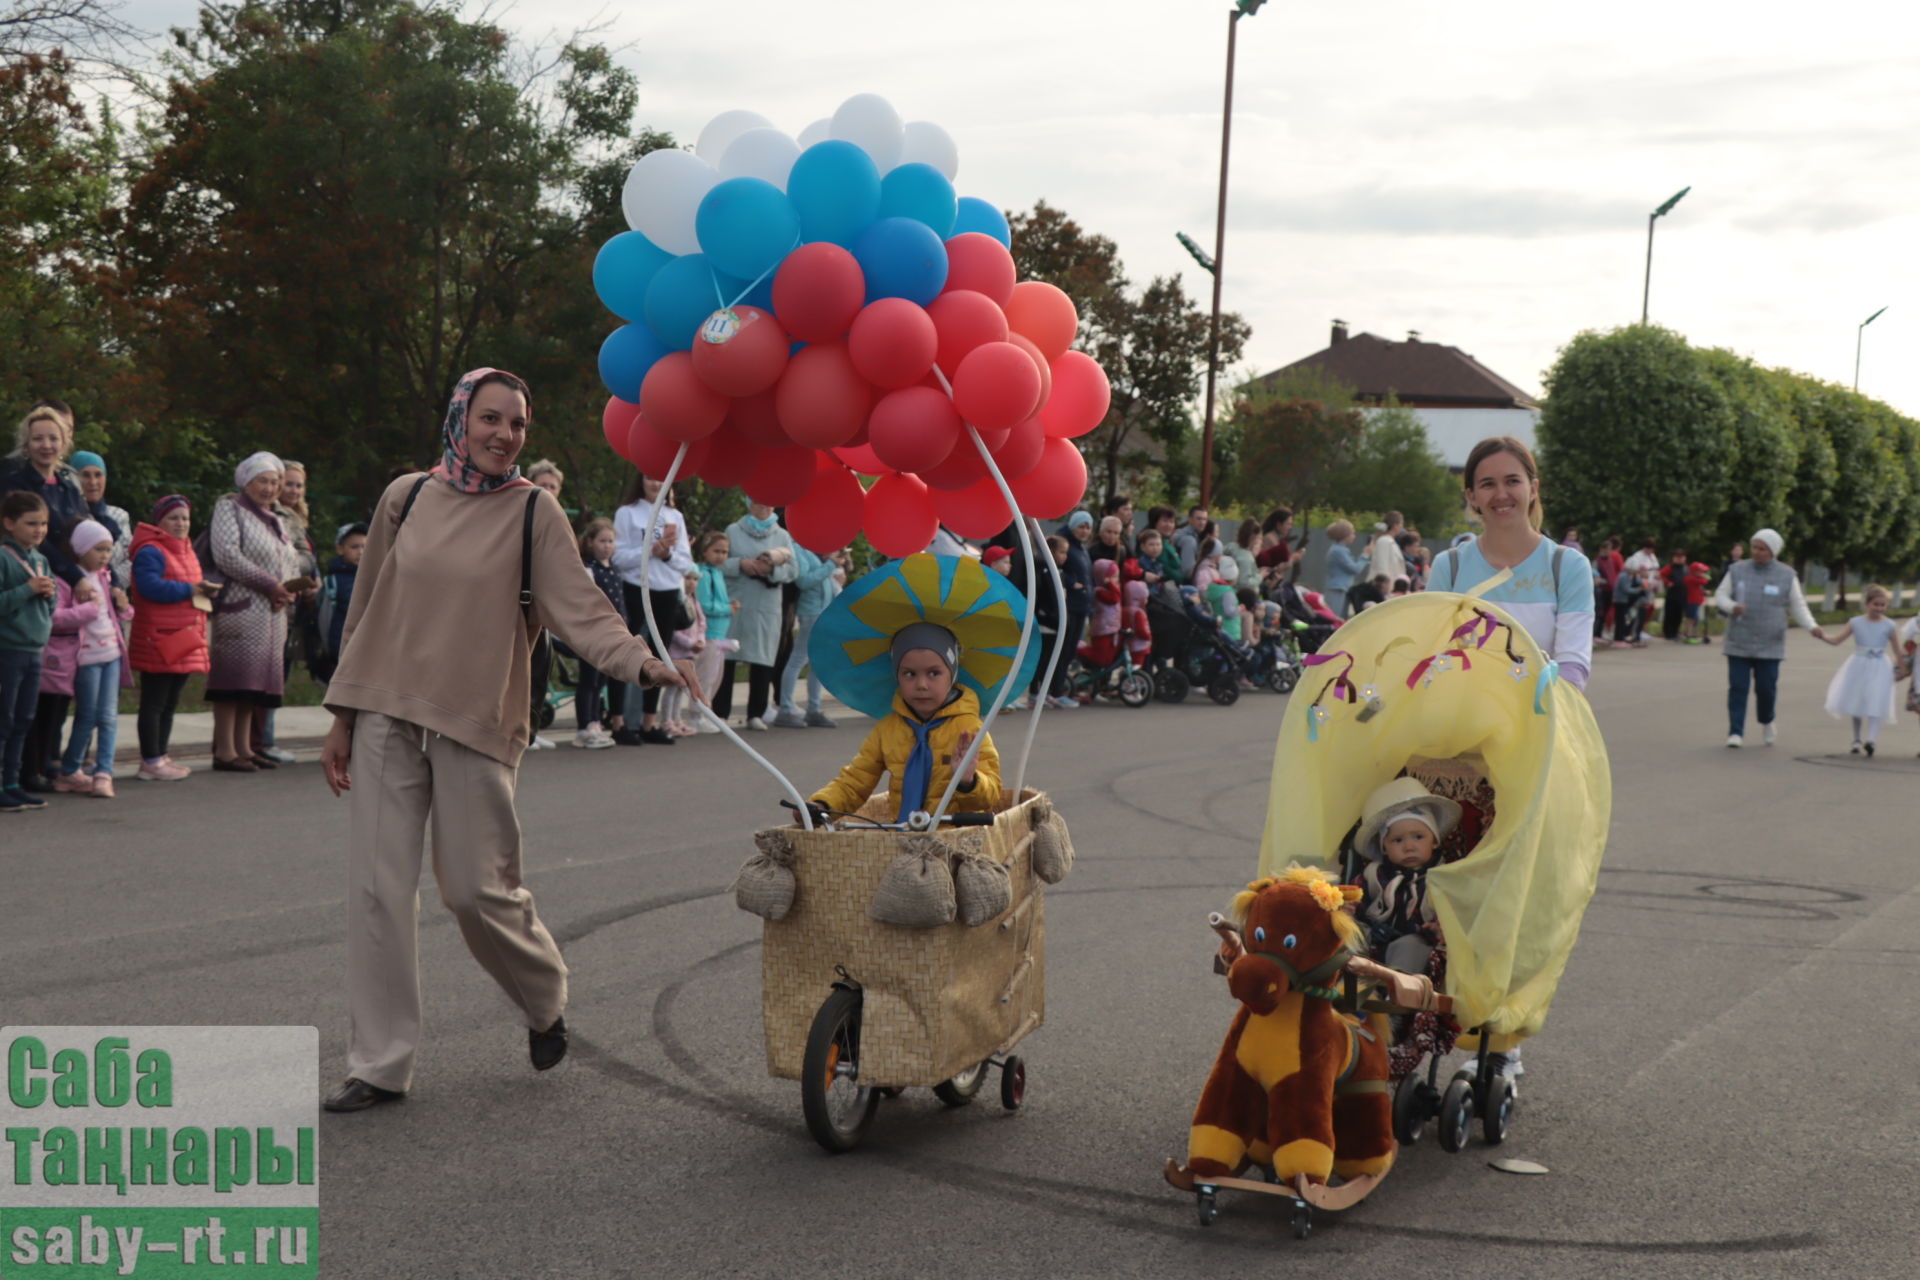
[1392,1069,1430,1145]
[1118,670,1154,707]
[1154,668,1191,703]
[1269,665,1300,695]
[536,701,556,729]
[1207,676,1240,707]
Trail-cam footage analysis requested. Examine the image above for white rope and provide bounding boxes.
[639,442,814,830]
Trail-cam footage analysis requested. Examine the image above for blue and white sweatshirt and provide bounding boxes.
[1428,536,1594,690]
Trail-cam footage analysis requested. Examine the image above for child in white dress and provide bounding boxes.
[1819,584,1899,756]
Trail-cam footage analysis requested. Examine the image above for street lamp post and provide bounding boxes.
[1854,306,1888,392]
[1197,0,1264,508]
[1640,186,1690,325]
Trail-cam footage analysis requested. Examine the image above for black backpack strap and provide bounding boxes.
[394,475,431,530]
[520,490,539,616]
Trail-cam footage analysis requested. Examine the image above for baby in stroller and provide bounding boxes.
[1352,778,1455,990]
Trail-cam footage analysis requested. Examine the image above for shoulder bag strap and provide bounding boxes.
[520,490,538,617]
[394,474,431,531]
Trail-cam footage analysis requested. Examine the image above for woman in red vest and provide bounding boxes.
[129,495,221,781]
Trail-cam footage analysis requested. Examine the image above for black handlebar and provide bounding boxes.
[946,812,996,826]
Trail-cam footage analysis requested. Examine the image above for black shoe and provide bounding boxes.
[1865,742,1876,758]
[20,775,52,793]
[611,729,645,746]
[530,1017,568,1071]
[322,1078,405,1112]
[250,753,279,770]
[640,727,675,745]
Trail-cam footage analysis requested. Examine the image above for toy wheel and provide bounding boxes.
[1195,1188,1217,1227]
[1118,670,1153,707]
[1207,676,1240,707]
[933,1060,989,1107]
[1269,665,1300,694]
[1392,1070,1430,1145]
[1154,668,1191,703]
[1291,1201,1313,1240]
[536,701,556,729]
[999,1055,1026,1111]
[1437,1077,1475,1153]
[800,988,878,1153]
[1482,1075,1516,1146]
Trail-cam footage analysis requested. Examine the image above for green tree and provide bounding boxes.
[1697,347,1798,550]
[1320,401,1460,535]
[1008,202,1247,505]
[1535,324,1736,549]
[1212,376,1365,515]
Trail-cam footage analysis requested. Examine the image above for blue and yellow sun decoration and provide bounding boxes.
[810,554,1040,720]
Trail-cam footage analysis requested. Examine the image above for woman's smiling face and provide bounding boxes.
[1468,450,1535,527]
[467,382,529,477]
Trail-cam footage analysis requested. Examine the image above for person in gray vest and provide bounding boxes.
[1712,527,1826,748]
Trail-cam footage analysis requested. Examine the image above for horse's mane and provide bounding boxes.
[1230,864,1365,952]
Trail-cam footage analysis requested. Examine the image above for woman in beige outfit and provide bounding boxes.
[318,368,695,1112]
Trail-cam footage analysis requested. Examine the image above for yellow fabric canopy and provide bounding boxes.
[1257,589,1612,1041]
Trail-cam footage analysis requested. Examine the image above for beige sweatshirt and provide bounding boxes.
[326,474,657,765]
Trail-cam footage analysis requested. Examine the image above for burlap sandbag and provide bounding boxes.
[1030,798,1075,884]
[734,829,799,921]
[953,836,1013,926]
[868,835,957,927]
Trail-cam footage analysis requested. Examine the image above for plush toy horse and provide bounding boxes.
[1185,866,1395,1187]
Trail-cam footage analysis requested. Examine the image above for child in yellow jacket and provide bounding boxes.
[811,621,1001,820]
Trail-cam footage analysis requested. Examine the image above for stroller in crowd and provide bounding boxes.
[1146,587,1261,706]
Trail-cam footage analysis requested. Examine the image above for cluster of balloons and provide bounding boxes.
[593,93,1110,558]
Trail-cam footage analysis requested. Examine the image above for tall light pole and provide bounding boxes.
[1640,186,1690,324]
[1197,0,1265,508]
[1855,306,1888,392]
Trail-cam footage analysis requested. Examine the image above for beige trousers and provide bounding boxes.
[345,711,568,1092]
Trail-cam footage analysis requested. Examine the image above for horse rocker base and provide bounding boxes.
[1162,1157,1383,1235]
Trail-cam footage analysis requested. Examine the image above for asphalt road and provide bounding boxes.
[7,638,1918,1279]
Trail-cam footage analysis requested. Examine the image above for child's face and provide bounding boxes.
[896,650,956,717]
[339,533,367,565]
[1383,818,1437,870]
[591,529,617,563]
[5,509,49,547]
[705,539,728,565]
[1050,544,1068,566]
[1138,531,1162,558]
[160,509,192,541]
[988,558,1010,576]
[684,572,700,594]
[1866,592,1889,617]
[77,539,112,573]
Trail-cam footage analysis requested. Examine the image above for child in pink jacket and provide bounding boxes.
[46,520,131,796]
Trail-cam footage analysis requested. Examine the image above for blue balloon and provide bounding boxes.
[592,231,673,323]
[598,324,669,403]
[854,217,949,306]
[954,197,1011,248]
[644,253,738,351]
[787,140,881,248]
[696,177,800,283]
[878,163,958,239]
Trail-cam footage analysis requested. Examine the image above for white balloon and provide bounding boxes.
[896,120,958,180]
[696,109,774,163]
[830,93,904,172]
[719,127,802,190]
[621,148,718,257]
[797,118,832,150]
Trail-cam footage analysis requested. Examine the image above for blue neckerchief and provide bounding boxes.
[742,514,777,536]
[897,711,953,820]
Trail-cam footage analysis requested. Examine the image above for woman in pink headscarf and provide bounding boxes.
[316,368,698,1114]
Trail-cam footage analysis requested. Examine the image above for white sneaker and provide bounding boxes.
[530,734,558,750]
[1763,723,1777,746]
[1726,733,1743,749]
[259,746,298,764]
[745,717,770,732]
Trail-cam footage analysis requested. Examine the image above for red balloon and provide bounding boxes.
[626,413,711,480]
[847,298,938,389]
[743,444,817,507]
[933,476,1014,541]
[864,473,938,558]
[603,396,641,459]
[690,305,789,397]
[833,440,894,476]
[1008,437,1088,519]
[775,342,873,449]
[918,434,988,491]
[1040,350,1112,439]
[926,290,1009,377]
[695,419,760,488]
[952,341,1042,433]
[1005,280,1078,361]
[641,351,728,442]
[726,389,789,447]
[990,414,1046,481]
[943,233,1016,306]
[868,385,962,474]
[772,242,866,343]
[1006,332,1053,420]
[787,458,865,554]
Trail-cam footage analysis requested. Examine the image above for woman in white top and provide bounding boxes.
[612,469,694,745]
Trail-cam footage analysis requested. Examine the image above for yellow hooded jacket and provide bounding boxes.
[811,685,1002,817]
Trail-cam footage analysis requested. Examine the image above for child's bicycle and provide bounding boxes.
[757,793,1062,1153]
[1065,626,1155,708]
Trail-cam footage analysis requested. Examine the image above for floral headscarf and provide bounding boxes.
[432,367,534,495]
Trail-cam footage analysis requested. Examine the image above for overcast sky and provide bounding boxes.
[112,0,1920,415]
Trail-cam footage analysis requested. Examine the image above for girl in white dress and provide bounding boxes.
[1819,584,1899,756]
